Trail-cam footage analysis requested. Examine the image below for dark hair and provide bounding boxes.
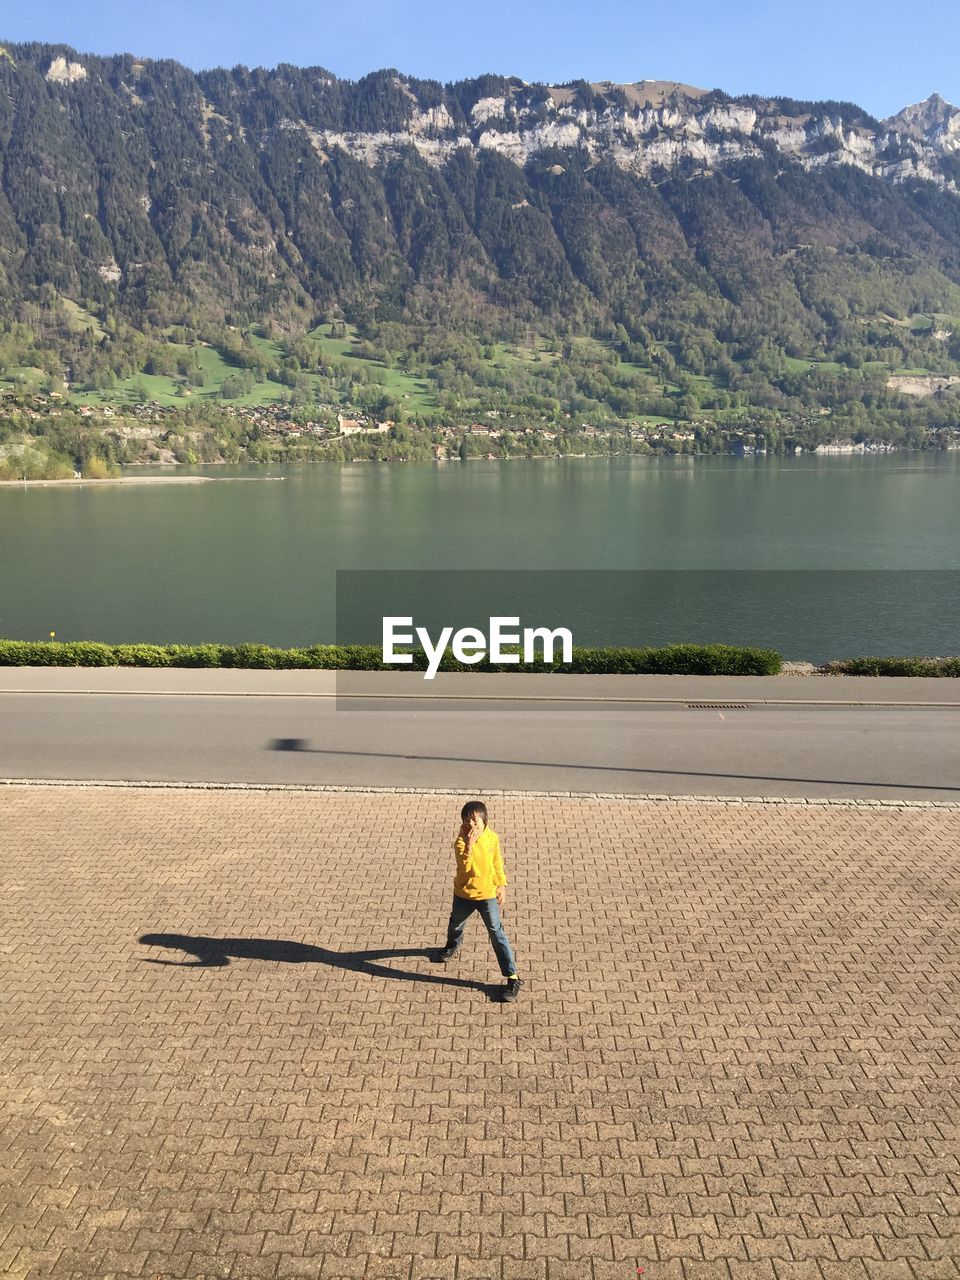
[461,800,488,823]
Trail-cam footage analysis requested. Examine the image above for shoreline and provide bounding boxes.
[2,450,958,487]
[0,475,221,487]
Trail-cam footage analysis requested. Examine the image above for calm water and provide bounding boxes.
[2,454,959,661]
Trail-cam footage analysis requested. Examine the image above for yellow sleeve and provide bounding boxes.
[493,833,507,887]
[455,835,471,871]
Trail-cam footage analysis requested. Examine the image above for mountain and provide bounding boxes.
[2,39,960,434]
[884,92,960,154]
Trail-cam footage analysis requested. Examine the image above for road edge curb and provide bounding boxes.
[2,777,958,809]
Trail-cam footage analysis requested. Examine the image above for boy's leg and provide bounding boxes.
[477,898,518,978]
[444,894,475,952]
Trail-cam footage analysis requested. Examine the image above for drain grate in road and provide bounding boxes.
[687,702,750,710]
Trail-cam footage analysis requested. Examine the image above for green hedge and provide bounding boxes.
[8,639,958,675]
[0,639,782,676]
[819,655,960,676]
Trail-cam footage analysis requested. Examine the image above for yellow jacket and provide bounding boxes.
[453,826,508,900]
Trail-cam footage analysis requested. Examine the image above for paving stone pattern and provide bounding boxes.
[1,785,959,1280]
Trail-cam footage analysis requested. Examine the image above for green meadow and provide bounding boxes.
[307,323,437,411]
[0,305,950,421]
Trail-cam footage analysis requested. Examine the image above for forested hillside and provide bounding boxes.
[3,39,960,456]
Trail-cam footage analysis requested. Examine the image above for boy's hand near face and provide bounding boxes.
[461,815,483,848]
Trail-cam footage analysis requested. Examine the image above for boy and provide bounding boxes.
[436,801,523,1002]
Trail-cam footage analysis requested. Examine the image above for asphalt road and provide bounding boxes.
[2,684,958,800]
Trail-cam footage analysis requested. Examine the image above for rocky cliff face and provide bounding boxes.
[20,42,960,192]
[298,79,960,191]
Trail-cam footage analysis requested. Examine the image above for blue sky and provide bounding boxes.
[3,0,958,119]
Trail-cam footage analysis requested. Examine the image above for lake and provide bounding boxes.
[2,454,959,661]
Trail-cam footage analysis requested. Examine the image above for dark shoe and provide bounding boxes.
[436,945,460,962]
[500,977,524,1002]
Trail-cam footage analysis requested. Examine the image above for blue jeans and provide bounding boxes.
[445,894,518,977]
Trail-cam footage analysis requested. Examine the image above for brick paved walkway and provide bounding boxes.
[1,785,958,1280]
